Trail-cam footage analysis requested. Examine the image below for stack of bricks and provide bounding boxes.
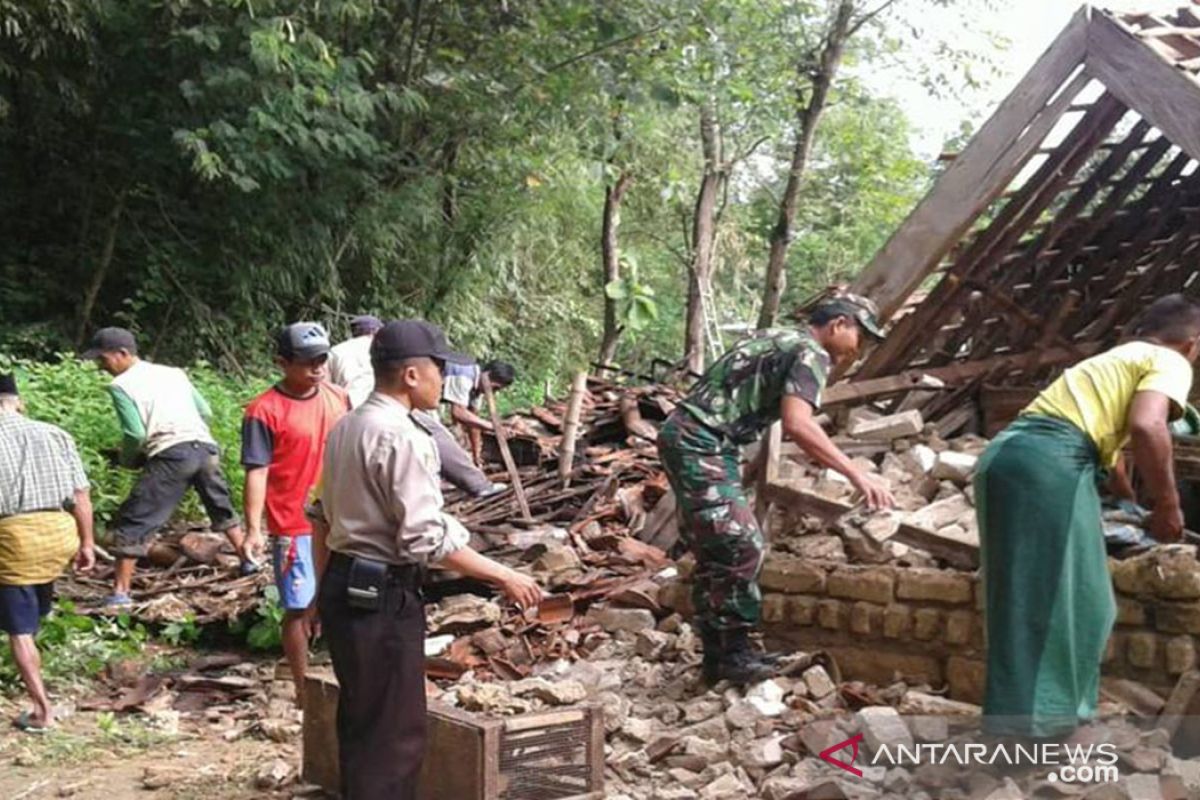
[659,544,1200,704]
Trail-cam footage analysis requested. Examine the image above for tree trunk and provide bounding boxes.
[684,100,725,375]
[76,191,126,347]
[596,170,633,368]
[756,0,856,330]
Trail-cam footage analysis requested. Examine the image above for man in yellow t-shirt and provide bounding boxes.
[975,293,1200,739]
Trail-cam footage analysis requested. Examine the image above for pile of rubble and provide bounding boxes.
[60,526,270,623]
[425,595,1200,800]
[767,407,987,571]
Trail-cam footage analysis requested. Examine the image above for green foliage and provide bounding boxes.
[0,355,268,524]
[0,601,148,693]
[0,0,995,384]
[160,614,203,647]
[228,585,284,651]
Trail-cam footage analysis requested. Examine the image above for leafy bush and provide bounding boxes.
[0,601,149,692]
[228,586,284,651]
[0,355,268,526]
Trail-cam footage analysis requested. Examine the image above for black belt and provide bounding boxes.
[327,551,423,588]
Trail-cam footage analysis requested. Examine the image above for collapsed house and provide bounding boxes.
[71,6,1200,798]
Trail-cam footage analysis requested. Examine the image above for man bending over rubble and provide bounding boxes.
[976,293,1200,739]
[658,292,896,686]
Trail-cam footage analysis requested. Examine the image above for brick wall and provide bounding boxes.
[659,545,1200,704]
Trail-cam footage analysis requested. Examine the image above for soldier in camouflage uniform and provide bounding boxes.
[659,293,896,685]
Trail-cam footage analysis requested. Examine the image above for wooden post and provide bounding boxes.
[559,372,588,488]
[481,375,532,522]
[754,422,782,530]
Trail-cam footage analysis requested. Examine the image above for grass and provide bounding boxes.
[0,712,182,768]
[0,601,150,694]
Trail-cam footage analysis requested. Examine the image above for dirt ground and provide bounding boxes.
[0,657,319,800]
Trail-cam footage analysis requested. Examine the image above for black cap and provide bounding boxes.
[275,322,332,360]
[370,320,472,366]
[81,327,138,359]
[350,314,383,336]
[0,374,17,396]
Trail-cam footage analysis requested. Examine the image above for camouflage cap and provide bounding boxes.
[814,292,886,341]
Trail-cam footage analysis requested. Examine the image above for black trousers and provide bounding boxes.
[319,555,426,800]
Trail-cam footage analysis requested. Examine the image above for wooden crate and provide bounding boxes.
[303,674,604,800]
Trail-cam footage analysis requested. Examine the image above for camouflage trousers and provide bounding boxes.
[658,410,764,632]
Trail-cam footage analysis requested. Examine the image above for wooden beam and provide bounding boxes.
[1087,11,1200,162]
[854,93,1125,381]
[825,343,1104,407]
[850,7,1090,319]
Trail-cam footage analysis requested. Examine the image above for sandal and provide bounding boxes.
[14,710,51,734]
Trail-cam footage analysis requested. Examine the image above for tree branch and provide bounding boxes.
[848,0,903,38]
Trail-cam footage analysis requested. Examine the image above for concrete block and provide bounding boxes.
[1157,603,1200,635]
[850,601,882,636]
[895,569,972,604]
[788,596,818,626]
[882,604,913,639]
[817,599,844,630]
[913,608,942,641]
[1166,636,1196,675]
[1127,632,1159,669]
[944,610,973,645]
[946,657,985,704]
[856,706,914,753]
[1116,596,1146,626]
[762,594,787,624]
[931,451,977,484]
[847,410,924,442]
[761,557,827,594]
[827,567,895,604]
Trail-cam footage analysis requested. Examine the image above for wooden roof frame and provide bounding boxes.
[842,5,1200,421]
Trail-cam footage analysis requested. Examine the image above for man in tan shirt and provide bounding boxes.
[312,320,540,800]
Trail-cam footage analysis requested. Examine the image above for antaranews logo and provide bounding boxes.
[816,730,1120,786]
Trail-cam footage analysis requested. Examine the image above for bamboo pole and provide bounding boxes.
[559,372,589,487]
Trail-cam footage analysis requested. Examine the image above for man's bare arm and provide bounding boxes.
[780,394,895,510]
[1129,390,1183,541]
[70,489,96,572]
[450,402,494,433]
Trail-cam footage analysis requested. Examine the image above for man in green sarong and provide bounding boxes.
[659,293,896,686]
[976,294,1200,738]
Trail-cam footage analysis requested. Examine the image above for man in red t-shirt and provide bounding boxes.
[242,323,349,707]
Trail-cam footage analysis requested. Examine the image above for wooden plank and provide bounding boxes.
[1158,670,1200,738]
[482,375,533,522]
[850,7,1090,319]
[755,421,783,529]
[855,90,1124,381]
[587,705,605,795]
[1088,11,1200,162]
[503,708,587,732]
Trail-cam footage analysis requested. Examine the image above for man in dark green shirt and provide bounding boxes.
[659,293,895,685]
